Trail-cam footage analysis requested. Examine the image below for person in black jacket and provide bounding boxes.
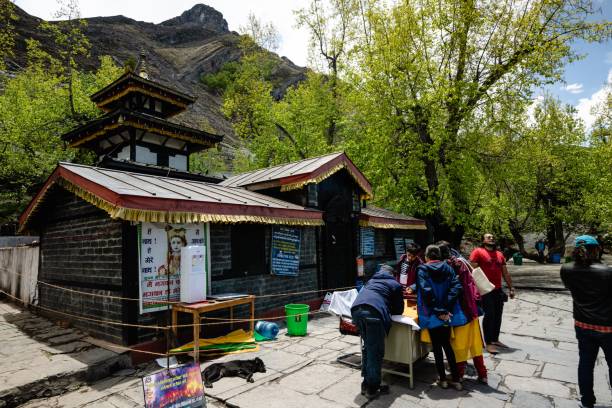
[560,235,612,408]
[351,264,404,400]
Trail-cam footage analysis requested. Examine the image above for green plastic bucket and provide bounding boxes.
[285,304,309,336]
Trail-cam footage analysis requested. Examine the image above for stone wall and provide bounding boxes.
[38,190,124,344]
[209,224,320,312]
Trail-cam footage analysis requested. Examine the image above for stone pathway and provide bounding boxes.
[0,301,130,407]
[12,290,612,407]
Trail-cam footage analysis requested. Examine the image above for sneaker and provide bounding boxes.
[449,380,463,391]
[437,379,449,389]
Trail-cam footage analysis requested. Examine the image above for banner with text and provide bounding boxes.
[270,226,301,276]
[139,223,207,313]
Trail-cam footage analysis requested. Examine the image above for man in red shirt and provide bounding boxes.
[469,233,515,354]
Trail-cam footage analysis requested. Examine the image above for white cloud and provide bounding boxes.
[563,83,584,94]
[575,69,612,130]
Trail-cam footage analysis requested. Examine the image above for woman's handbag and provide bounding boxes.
[471,267,495,296]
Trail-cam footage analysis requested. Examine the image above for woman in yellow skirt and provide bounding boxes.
[437,241,488,383]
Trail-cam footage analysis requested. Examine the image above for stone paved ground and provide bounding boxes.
[0,301,130,407]
[18,289,612,408]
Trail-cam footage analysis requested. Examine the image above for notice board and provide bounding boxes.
[270,226,301,276]
[360,227,375,256]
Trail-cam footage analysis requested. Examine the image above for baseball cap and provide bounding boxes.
[574,235,599,247]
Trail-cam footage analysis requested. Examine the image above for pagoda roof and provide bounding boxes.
[359,206,426,230]
[61,109,222,152]
[220,152,373,199]
[19,163,324,233]
[90,71,196,116]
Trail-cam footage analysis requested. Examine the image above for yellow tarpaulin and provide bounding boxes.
[170,329,259,354]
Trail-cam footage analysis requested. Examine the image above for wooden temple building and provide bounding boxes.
[19,68,427,350]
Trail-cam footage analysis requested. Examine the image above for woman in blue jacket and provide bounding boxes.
[417,245,465,390]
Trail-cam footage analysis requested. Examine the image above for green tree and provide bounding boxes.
[296,0,356,145]
[343,0,610,244]
[477,96,607,257]
[0,0,16,71]
[0,39,122,224]
[40,0,90,118]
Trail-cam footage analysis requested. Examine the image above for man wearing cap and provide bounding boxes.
[351,264,404,400]
[561,235,612,408]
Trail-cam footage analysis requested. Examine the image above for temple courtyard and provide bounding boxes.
[1,286,610,408]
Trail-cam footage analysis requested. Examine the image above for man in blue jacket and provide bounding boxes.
[351,264,404,399]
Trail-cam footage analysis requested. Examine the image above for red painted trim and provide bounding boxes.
[18,167,61,227]
[20,164,323,231]
[279,153,373,196]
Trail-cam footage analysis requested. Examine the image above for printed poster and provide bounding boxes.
[142,362,206,408]
[270,226,301,276]
[139,223,207,313]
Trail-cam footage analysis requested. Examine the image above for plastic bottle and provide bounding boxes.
[255,320,279,340]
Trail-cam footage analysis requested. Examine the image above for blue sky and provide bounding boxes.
[542,1,612,128]
[15,0,611,128]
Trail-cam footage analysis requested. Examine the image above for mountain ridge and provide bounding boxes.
[9,3,308,147]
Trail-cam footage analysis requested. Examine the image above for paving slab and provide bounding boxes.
[226,382,346,408]
[511,390,553,407]
[494,360,538,377]
[278,363,354,395]
[541,363,578,384]
[0,299,130,407]
[504,375,572,398]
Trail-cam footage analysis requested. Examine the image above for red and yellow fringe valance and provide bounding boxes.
[280,162,373,199]
[58,179,323,227]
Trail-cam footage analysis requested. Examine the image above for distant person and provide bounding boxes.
[560,235,612,408]
[395,243,423,297]
[351,264,404,400]
[437,241,488,384]
[416,245,464,391]
[535,239,546,263]
[469,233,515,354]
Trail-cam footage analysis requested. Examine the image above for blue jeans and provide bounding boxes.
[575,326,612,407]
[352,305,386,391]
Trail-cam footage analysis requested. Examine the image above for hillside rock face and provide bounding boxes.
[10,3,308,147]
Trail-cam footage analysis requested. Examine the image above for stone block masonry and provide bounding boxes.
[38,189,124,344]
[210,224,320,313]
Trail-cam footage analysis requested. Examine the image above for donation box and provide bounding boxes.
[180,245,207,303]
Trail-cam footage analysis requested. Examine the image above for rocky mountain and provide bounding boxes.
[9,3,308,147]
